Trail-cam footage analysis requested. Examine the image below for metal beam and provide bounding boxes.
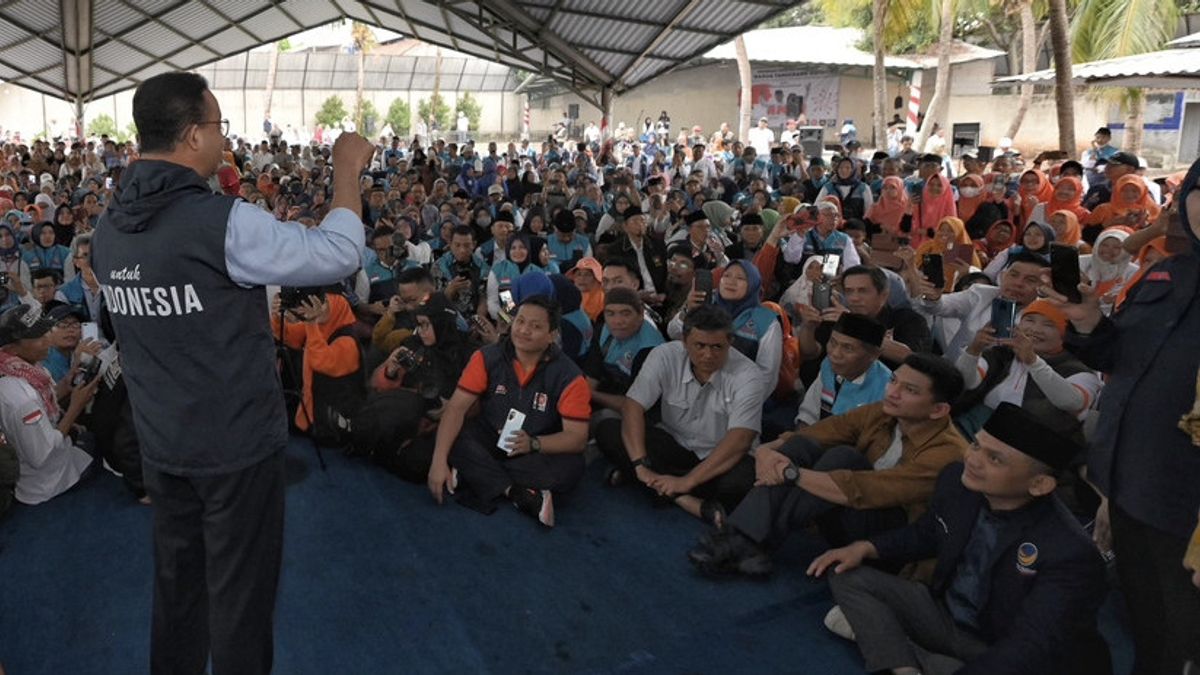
[616,0,702,89]
[474,0,614,84]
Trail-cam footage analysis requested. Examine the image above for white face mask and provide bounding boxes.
[960,187,982,199]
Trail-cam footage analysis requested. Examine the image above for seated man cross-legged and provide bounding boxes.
[596,304,766,523]
[426,295,591,527]
[690,353,967,577]
[809,403,1111,675]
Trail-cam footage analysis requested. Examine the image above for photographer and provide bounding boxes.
[358,294,472,482]
[434,224,488,318]
[270,287,363,444]
[363,224,422,312]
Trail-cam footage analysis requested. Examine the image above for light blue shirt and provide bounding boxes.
[223,204,364,288]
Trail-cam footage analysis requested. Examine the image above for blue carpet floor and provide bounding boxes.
[0,436,1133,674]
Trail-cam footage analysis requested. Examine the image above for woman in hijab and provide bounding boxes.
[1045,176,1091,223]
[956,173,987,228]
[1083,174,1162,240]
[1016,169,1055,228]
[818,156,874,221]
[0,222,32,306]
[486,234,548,321]
[1049,209,1086,250]
[973,219,1017,267]
[911,173,957,249]
[865,175,910,236]
[1080,227,1138,314]
[914,217,982,292]
[23,222,70,277]
[984,220,1055,281]
[669,259,781,401]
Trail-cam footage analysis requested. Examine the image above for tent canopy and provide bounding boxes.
[0,0,800,109]
[994,34,1200,90]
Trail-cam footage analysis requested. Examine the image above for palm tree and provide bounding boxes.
[263,39,290,120]
[351,21,377,132]
[1070,0,1179,155]
[1003,0,1039,139]
[1047,0,1075,153]
[914,0,956,150]
[735,35,752,142]
[872,0,890,149]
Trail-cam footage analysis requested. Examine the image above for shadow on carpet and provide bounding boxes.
[0,435,1131,674]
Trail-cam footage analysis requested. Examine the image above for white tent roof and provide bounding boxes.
[995,43,1200,89]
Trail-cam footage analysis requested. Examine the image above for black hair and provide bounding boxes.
[31,268,61,284]
[372,225,395,240]
[666,243,693,260]
[450,224,475,239]
[844,218,867,232]
[602,257,642,289]
[682,304,733,337]
[901,353,964,405]
[133,72,211,154]
[516,294,561,331]
[395,267,434,287]
[840,265,887,293]
[1005,249,1052,269]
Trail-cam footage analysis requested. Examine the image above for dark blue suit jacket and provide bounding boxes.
[869,464,1111,675]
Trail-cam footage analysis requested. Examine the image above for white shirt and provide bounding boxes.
[0,375,92,505]
[748,126,775,157]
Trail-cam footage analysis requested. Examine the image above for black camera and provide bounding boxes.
[395,347,424,370]
[453,261,473,279]
[279,286,325,311]
[390,232,408,261]
[73,356,102,386]
[0,272,9,286]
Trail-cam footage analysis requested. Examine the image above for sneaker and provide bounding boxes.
[512,488,555,527]
[823,605,856,642]
[689,530,772,578]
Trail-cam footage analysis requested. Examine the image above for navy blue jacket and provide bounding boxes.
[1065,251,1200,539]
[869,464,1110,675]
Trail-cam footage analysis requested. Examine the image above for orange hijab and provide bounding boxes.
[916,216,981,291]
[1114,236,1171,310]
[1018,169,1055,225]
[865,175,910,234]
[1045,176,1090,221]
[1086,175,1162,227]
[956,174,986,224]
[1051,210,1083,246]
[914,174,957,249]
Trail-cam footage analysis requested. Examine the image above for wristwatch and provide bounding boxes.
[783,463,801,484]
[530,436,542,453]
[631,457,649,469]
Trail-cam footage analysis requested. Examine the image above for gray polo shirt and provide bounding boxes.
[626,341,765,459]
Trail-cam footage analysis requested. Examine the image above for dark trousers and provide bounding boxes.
[450,421,585,504]
[829,566,988,674]
[726,435,907,549]
[594,417,755,512]
[143,450,285,675]
[1110,505,1200,675]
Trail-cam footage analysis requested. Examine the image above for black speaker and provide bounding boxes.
[568,104,579,120]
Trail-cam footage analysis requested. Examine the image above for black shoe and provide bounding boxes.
[511,488,555,527]
[690,531,773,578]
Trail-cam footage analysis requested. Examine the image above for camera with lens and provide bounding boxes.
[452,261,473,279]
[390,232,408,261]
[395,346,425,370]
[279,286,326,311]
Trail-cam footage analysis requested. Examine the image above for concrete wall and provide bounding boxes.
[946,93,1110,157]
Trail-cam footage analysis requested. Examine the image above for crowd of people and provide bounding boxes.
[1,103,1199,675]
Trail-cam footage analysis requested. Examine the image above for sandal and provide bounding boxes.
[605,466,625,487]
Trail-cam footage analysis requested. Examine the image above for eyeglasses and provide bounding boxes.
[197,119,230,136]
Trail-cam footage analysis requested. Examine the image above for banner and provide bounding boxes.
[748,71,840,129]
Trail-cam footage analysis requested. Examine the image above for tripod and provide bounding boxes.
[275,301,327,471]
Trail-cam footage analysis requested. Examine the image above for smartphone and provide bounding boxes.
[820,253,841,279]
[947,245,975,267]
[921,253,945,289]
[498,289,515,322]
[693,268,713,301]
[470,314,491,332]
[1050,243,1083,304]
[991,297,1018,339]
[73,355,101,386]
[812,281,833,311]
[497,408,527,454]
[81,321,100,343]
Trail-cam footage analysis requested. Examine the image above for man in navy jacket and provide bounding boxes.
[809,403,1110,675]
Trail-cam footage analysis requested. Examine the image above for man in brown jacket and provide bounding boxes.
[689,353,967,577]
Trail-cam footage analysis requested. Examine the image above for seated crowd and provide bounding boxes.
[1,119,1199,675]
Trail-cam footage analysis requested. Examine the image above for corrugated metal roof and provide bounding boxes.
[1167,31,1200,47]
[0,0,797,104]
[994,48,1200,85]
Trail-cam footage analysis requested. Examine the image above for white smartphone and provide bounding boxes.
[821,253,841,279]
[81,321,100,342]
[497,408,526,454]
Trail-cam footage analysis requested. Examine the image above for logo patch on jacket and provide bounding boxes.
[22,410,43,425]
[494,384,508,395]
[1016,542,1039,575]
[533,392,548,412]
[1146,271,1171,282]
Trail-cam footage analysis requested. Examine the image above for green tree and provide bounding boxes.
[87,114,118,139]
[418,93,452,131]
[1071,0,1179,154]
[386,98,412,137]
[757,4,825,28]
[455,91,483,131]
[359,99,380,136]
[351,21,378,132]
[120,122,139,144]
[315,95,348,129]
